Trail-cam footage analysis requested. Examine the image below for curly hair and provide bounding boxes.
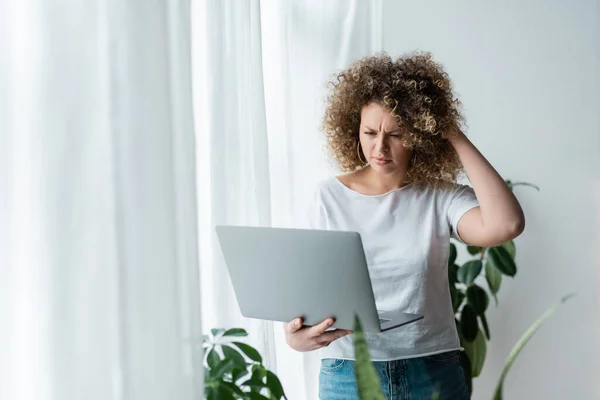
[322,51,465,188]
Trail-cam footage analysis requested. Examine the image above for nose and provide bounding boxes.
[374,135,389,154]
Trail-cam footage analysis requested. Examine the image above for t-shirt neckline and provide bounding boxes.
[333,176,414,198]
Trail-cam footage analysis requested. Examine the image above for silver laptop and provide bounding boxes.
[214,225,423,333]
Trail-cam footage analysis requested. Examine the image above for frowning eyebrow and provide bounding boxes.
[362,126,403,134]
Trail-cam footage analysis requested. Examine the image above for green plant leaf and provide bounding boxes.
[501,240,516,259]
[488,246,517,277]
[353,315,386,399]
[266,370,286,399]
[205,386,215,400]
[451,286,465,313]
[493,294,574,400]
[463,329,487,377]
[206,348,221,369]
[448,243,457,266]
[480,313,491,340]
[211,328,225,337]
[247,392,271,400]
[231,367,248,384]
[455,318,462,338]
[460,304,478,342]
[231,342,263,364]
[252,363,267,377]
[249,364,267,384]
[457,260,483,285]
[510,181,540,191]
[466,285,489,315]
[467,246,483,255]
[448,263,459,285]
[219,379,246,397]
[485,260,502,305]
[222,345,248,369]
[244,377,266,389]
[211,358,234,379]
[206,386,228,400]
[223,328,248,337]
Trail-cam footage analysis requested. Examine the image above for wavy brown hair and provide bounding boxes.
[322,51,465,188]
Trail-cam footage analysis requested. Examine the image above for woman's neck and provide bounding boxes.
[360,166,409,193]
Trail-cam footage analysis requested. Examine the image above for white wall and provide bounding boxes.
[382,0,600,398]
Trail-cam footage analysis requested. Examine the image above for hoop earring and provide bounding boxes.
[357,141,368,165]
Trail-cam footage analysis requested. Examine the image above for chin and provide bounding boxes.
[369,163,399,175]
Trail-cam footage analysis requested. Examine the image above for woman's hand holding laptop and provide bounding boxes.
[283,317,353,352]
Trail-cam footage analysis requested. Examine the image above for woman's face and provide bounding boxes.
[359,102,412,175]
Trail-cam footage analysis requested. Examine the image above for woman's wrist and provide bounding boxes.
[447,125,468,148]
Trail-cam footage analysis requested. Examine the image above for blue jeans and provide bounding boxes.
[319,351,470,400]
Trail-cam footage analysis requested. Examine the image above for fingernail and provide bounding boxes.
[295,319,300,327]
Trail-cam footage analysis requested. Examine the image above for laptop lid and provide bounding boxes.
[214,225,383,332]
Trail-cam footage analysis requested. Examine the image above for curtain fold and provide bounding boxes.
[1,1,203,399]
[195,0,277,369]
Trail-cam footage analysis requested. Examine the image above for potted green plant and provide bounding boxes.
[449,180,539,393]
[203,328,287,399]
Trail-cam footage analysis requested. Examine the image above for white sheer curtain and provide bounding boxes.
[1,1,203,400]
[195,1,382,398]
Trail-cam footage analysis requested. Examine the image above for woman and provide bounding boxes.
[284,52,525,399]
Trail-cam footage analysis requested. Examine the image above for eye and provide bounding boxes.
[362,131,376,136]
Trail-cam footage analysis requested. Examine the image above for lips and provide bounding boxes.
[372,157,391,165]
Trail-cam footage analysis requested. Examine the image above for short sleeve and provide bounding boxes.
[447,184,479,242]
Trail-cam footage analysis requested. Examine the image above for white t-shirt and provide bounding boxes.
[307,176,479,361]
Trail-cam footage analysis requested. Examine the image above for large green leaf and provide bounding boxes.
[251,364,267,381]
[206,348,221,370]
[211,328,225,337]
[463,329,487,377]
[219,379,246,397]
[247,392,271,400]
[467,246,483,255]
[448,243,457,266]
[501,240,516,259]
[353,315,386,399]
[266,370,287,399]
[493,294,574,400]
[488,246,517,277]
[205,386,230,400]
[222,345,247,369]
[480,313,491,340]
[448,263,459,285]
[460,304,478,342]
[231,342,263,364]
[244,377,267,389]
[457,260,483,285]
[466,285,489,315]
[231,367,248,384]
[223,328,248,337]
[211,359,234,380]
[485,260,502,305]
[451,286,465,313]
